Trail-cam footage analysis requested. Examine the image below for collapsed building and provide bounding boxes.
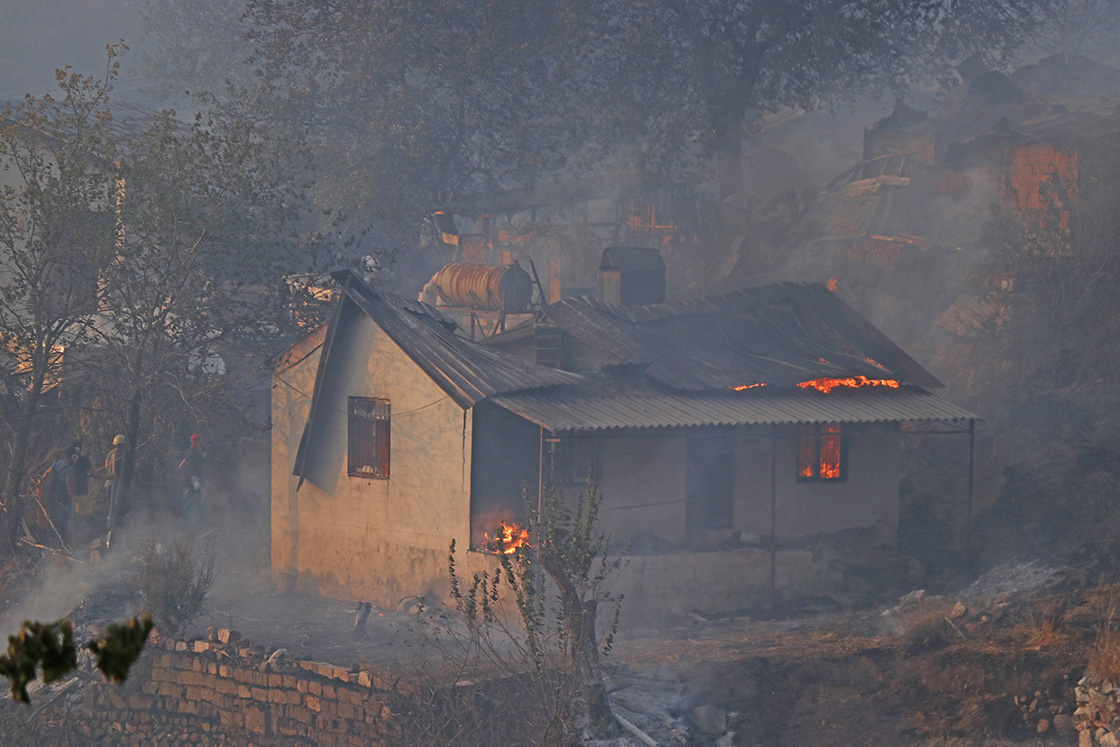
[271,248,976,619]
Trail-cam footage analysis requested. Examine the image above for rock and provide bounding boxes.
[1103,731,1120,747]
[217,628,240,645]
[1081,729,1094,747]
[1037,718,1050,733]
[692,705,727,735]
[949,601,968,618]
[1054,714,1074,734]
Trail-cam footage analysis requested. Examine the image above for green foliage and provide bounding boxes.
[88,615,154,685]
[0,620,76,702]
[133,536,216,637]
[0,615,153,703]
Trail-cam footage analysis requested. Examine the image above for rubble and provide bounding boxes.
[960,560,1061,599]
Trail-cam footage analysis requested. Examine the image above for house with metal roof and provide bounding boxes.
[271,257,975,618]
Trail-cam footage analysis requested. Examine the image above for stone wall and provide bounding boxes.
[1076,674,1120,746]
[48,631,405,746]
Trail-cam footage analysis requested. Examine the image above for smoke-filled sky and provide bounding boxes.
[0,0,153,102]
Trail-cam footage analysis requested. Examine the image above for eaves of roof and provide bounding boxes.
[338,272,583,408]
[491,388,977,432]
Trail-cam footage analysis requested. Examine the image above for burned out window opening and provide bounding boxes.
[797,423,846,482]
[547,433,601,486]
[348,397,390,479]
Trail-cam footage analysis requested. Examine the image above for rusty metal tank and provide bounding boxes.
[430,261,534,312]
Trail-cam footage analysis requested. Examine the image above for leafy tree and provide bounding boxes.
[0,51,122,553]
[138,0,1054,271]
[238,0,578,248]
[84,91,320,508]
[0,49,327,548]
[421,477,624,744]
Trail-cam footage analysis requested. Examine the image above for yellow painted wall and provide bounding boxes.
[271,310,472,605]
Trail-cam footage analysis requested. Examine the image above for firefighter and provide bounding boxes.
[103,434,126,548]
[179,433,206,527]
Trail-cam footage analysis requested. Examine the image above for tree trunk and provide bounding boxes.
[0,355,48,556]
[118,388,142,520]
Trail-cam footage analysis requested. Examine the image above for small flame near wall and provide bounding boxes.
[478,521,531,554]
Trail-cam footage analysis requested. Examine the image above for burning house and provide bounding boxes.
[271,250,975,619]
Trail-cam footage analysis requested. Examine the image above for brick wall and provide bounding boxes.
[49,633,406,746]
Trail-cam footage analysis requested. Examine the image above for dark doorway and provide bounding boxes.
[686,430,733,535]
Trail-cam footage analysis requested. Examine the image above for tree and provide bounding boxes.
[84,92,320,509]
[0,49,327,550]
[137,0,1054,269]
[237,0,580,249]
[412,477,624,744]
[0,51,121,553]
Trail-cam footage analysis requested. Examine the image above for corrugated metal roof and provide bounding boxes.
[542,282,943,391]
[339,273,582,408]
[491,388,977,431]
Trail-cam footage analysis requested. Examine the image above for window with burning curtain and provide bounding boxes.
[797,423,845,481]
[348,397,390,479]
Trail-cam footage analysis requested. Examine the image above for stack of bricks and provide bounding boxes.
[53,628,407,746]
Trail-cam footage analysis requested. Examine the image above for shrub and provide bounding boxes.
[133,536,215,637]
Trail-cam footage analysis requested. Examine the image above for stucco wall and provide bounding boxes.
[598,433,688,545]
[271,310,472,606]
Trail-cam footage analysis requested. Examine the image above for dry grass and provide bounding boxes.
[894,598,961,652]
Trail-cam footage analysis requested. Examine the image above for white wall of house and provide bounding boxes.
[271,310,473,606]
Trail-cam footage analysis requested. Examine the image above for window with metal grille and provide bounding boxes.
[797,423,845,481]
[548,435,600,486]
[348,397,390,479]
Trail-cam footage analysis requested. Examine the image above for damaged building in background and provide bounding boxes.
[795,54,1120,347]
[271,249,975,620]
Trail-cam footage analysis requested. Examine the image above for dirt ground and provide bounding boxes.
[0,506,1105,746]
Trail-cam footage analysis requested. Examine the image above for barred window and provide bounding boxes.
[348,397,390,479]
[548,435,600,486]
[797,423,845,481]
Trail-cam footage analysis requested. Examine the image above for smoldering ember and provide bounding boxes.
[9,3,1120,747]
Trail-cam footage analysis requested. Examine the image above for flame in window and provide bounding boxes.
[479,521,530,554]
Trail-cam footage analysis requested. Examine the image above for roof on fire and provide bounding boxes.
[491,387,976,432]
[539,281,944,391]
